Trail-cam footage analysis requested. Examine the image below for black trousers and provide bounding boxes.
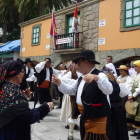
[37,87,52,104]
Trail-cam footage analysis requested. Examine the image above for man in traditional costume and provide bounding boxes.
[127,60,140,139]
[35,58,58,104]
[20,58,34,91]
[52,50,113,140]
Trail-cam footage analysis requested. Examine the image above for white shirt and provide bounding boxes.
[59,67,113,105]
[129,68,136,77]
[117,75,132,92]
[25,66,34,78]
[26,74,37,82]
[35,61,59,82]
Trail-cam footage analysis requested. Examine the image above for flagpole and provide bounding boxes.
[52,10,55,50]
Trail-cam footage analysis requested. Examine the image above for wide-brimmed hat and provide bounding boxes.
[125,101,139,115]
[24,58,32,64]
[73,50,100,64]
[117,65,130,70]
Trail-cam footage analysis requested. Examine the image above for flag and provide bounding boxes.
[50,11,57,36]
[72,2,78,33]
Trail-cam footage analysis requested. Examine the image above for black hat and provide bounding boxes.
[24,58,32,64]
[73,50,100,64]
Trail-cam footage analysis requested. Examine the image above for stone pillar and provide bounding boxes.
[82,3,99,51]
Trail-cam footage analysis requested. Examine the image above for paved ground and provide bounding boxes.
[29,102,137,140]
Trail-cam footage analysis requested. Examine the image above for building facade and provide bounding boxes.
[19,0,140,69]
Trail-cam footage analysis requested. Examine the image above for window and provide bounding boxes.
[124,0,140,28]
[67,14,80,33]
[32,23,42,45]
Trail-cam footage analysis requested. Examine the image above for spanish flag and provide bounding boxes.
[50,11,57,36]
[72,2,78,33]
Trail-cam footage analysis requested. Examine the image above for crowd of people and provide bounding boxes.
[0,50,140,140]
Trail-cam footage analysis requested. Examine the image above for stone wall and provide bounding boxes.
[82,3,99,51]
[95,48,140,70]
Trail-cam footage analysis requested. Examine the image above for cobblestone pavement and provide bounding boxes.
[29,102,136,140]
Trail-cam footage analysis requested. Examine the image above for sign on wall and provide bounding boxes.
[47,33,50,38]
[46,45,50,50]
[98,38,105,45]
[22,47,25,52]
[99,19,106,27]
[56,37,72,45]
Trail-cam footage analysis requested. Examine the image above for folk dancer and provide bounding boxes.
[127,60,140,139]
[52,50,113,140]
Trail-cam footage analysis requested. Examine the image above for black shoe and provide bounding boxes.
[74,125,79,130]
[67,137,73,140]
[56,106,61,109]
[137,135,140,139]
[130,132,139,136]
[65,125,69,129]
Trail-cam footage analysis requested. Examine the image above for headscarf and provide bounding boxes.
[105,63,118,79]
[102,67,116,83]
[0,58,24,90]
[133,60,140,67]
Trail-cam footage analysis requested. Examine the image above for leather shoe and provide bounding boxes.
[130,132,139,136]
[65,125,69,129]
[68,137,73,140]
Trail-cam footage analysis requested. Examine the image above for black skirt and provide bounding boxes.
[106,106,129,140]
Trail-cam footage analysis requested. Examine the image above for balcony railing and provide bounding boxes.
[54,32,82,50]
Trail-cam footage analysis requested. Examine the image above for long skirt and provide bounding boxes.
[60,94,71,123]
[106,106,129,140]
[37,87,52,104]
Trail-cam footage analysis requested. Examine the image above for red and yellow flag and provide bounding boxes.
[50,11,57,36]
[72,2,78,33]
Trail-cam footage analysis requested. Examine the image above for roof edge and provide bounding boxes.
[19,0,103,27]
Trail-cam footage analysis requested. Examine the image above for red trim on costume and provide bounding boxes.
[91,103,103,107]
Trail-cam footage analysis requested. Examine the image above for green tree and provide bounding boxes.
[0,0,72,43]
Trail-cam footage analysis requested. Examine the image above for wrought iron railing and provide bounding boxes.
[54,32,82,50]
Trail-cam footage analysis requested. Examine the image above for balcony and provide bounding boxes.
[53,32,83,54]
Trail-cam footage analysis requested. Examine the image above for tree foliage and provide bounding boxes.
[0,0,72,43]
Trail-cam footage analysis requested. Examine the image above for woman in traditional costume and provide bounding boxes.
[103,63,129,140]
[0,59,54,140]
[127,60,140,139]
[116,65,132,111]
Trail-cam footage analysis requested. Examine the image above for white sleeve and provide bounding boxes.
[133,81,140,98]
[52,68,59,77]
[119,83,131,98]
[97,73,113,95]
[29,69,34,77]
[26,75,36,82]
[58,79,78,95]
[35,61,46,73]
[124,76,133,91]
[63,71,72,79]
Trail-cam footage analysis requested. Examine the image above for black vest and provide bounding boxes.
[37,66,53,88]
[20,66,30,90]
[24,66,30,79]
[73,69,111,119]
[109,81,121,107]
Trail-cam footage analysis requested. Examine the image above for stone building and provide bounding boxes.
[19,0,140,69]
